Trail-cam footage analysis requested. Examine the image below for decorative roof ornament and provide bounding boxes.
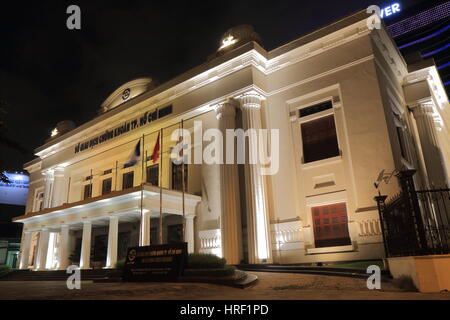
[100,77,158,114]
[213,25,262,56]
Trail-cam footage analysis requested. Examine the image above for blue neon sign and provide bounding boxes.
[380,3,401,18]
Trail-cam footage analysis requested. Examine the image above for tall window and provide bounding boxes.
[146,165,159,186]
[171,163,187,191]
[393,112,407,159]
[122,172,134,189]
[102,178,112,195]
[83,184,92,200]
[34,190,44,212]
[301,114,339,163]
[312,202,351,248]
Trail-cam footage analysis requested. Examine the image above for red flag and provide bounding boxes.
[151,132,160,163]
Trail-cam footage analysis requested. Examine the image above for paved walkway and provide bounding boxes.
[0,272,449,300]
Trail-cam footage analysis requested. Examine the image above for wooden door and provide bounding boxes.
[312,202,351,248]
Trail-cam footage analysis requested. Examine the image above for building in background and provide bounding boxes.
[385,0,450,97]
[13,9,450,270]
[0,172,28,268]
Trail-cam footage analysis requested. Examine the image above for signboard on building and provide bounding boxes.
[123,242,188,282]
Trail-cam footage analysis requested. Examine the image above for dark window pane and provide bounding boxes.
[299,100,333,117]
[146,165,159,186]
[167,224,183,243]
[102,178,112,195]
[83,184,92,200]
[396,126,407,158]
[172,163,187,191]
[301,114,339,163]
[122,172,134,189]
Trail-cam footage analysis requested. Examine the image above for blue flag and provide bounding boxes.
[124,140,141,168]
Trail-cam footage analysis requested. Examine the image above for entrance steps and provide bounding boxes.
[236,264,391,280]
[0,269,113,281]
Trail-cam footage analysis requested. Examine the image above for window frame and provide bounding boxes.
[311,202,352,248]
[171,162,187,191]
[122,171,134,190]
[101,178,113,195]
[83,183,93,200]
[146,164,159,186]
[33,187,45,212]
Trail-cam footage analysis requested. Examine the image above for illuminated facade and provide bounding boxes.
[15,10,450,270]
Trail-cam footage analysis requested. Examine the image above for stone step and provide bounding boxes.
[237,265,392,280]
[0,269,114,281]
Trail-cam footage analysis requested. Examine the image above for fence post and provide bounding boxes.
[396,170,429,254]
[374,194,389,257]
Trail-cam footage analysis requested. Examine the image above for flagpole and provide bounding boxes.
[90,169,93,196]
[159,128,163,245]
[140,134,145,246]
[181,119,186,244]
[66,177,71,204]
[114,161,118,191]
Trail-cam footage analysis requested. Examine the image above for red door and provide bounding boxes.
[312,202,351,248]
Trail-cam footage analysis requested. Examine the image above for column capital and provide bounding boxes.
[237,91,265,109]
[43,169,55,177]
[411,102,434,118]
[214,98,239,120]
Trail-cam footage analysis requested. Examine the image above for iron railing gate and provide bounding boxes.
[375,170,450,257]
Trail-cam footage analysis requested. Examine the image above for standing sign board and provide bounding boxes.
[123,242,188,282]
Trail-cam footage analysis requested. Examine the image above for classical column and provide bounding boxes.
[35,229,50,270]
[140,211,151,246]
[412,102,449,188]
[80,221,92,269]
[215,99,243,264]
[239,92,272,263]
[106,216,119,268]
[185,215,195,253]
[19,231,32,269]
[52,168,66,207]
[58,225,71,270]
[43,170,55,209]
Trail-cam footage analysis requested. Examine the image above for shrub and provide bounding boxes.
[184,265,236,277]
[393,275,417,291]
[115,260,125,270]
[0,265,11,278]
[188,253,226,269]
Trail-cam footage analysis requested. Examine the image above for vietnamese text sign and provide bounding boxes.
[123,242,188,282]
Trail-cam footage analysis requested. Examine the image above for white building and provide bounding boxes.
[15,11,450,270]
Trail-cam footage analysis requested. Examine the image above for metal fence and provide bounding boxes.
[375,170,450,257]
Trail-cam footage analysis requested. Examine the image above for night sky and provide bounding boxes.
[0,0,428,171]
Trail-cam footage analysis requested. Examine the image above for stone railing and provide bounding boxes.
[270,219,303,250]
[198,229,222,256]
[357,219,382,237]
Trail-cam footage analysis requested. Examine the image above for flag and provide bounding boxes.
[151,132,160,163]
[124,140,141,168]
